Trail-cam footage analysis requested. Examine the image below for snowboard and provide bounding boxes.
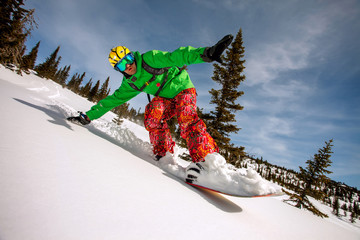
[186,181,284,198]
[156,153,283,198]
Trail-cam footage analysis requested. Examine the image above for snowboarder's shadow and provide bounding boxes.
[162,172,243,213]
[13,98,73,130]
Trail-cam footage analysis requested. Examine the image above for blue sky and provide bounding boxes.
[24,0,360,189]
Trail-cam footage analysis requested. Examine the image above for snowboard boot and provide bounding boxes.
[155,155,163,161]
[185,161,206,183]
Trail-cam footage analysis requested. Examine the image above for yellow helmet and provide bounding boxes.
[108,46,131,68]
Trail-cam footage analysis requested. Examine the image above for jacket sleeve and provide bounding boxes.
[86,80,140,120]
[143,46,207,68]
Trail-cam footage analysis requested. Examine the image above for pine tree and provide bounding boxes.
[353,202,360,219]
[202,28,246,159]
[66,73,78,91]
[112,102,130,119]
[80,78,93,97]
[341,203,348,217]
[20,40,39,72]
[98,77,110,100]
[284,139,334,218]
[350,211,356,223]
[55,65,70,87]
[128,107,137,121]
[0,0,36,66]
[74,72,85,93]
[88,80,100,102]
[66,72,85,93]
[34,46,61,79]
[332,197,340,216]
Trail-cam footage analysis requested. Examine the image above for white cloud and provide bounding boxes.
[262,79,313,99]
[263,116,294,137]
[245,41,311,86]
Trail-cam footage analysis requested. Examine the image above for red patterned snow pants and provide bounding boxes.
[144,88,219,162]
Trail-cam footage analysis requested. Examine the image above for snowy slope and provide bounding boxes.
[0,65,359,240]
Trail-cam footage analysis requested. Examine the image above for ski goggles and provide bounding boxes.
[114,52,135,72]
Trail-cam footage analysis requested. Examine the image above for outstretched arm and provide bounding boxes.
[143,34,233,68]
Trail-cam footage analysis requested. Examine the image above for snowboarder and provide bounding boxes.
[68,35,234,182]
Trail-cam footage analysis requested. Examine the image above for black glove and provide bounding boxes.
[201,34,234,63]
[67,112,91,125]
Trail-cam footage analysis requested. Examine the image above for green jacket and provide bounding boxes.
[86,46,207,120]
